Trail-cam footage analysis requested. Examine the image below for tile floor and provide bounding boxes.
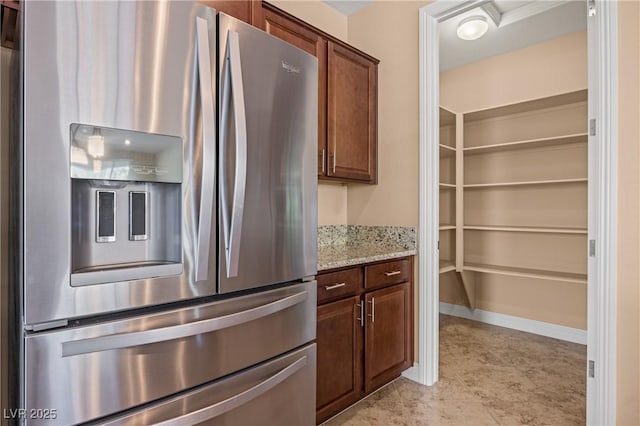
[325,314,587,426]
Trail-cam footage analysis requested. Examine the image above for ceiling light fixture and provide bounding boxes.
[456,15,489,41]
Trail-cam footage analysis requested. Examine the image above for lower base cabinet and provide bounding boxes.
[364,282,411,393]
[316,257,413,424]
[316,296,363,423]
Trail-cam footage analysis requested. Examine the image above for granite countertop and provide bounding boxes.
[317,225,417,271]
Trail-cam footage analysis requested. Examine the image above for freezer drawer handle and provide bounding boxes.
[154,355,307,426]
[194,16,216,282]
[220,30,248,278]
[61,290,307,357]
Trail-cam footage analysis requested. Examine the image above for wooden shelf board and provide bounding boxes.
[463,263,587,284]
[464,90,588,123]
[464,178,587,188]
[464,133,587,155]
[440,260,456,274]
[440,183,456,188]
[463,225,587,234]
[439,225,456,231]
[439,144,456,156]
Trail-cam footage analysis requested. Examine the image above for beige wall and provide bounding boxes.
[440,30,587,112]
[269,0,349,225]
[438,31,588,329]
[347,1,428,357]
[617,1,640,424]
[347,1,427,227]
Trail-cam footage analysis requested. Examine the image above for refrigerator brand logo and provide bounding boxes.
[281,60,300,74]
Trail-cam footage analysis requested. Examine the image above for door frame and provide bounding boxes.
[417,1,618,424]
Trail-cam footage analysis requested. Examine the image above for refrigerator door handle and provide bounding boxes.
[153,356,307,426]
[194,17,216,282]
[61,290,308,357]
[220,30,247,278]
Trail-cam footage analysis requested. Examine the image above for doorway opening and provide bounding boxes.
[417,1,618,424]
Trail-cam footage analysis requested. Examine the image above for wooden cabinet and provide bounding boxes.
[200,0,260,25]
[327,42,378,183]
[316,296,363,423]
[364,282,411,393]
[257,2,379,184]
[316,257,413,423]
[1,1,19,50]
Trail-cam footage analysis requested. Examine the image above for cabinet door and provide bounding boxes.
[200,0,260,24]
[364,282,411,393]
[327,41,377,183]
[316,296,363,423]
[259,6,328,177]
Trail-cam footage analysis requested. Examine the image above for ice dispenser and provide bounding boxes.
[69,124,183,287]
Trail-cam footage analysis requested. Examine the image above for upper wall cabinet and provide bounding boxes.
[200,0,261,24]
[327,42,377,183]
[258,2,379,184]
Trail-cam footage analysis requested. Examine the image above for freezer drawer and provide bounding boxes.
[23,282,316,425]
[102,344,316,426]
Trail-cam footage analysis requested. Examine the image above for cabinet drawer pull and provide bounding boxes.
[384,270,402,277]
[355,302,364,327]
[325,282,346,291]
[368,297,375,323]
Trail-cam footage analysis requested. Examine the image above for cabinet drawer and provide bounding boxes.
[365,258,411,290]
[317,268,362,304]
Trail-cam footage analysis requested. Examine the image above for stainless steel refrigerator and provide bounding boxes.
[3,1,318,424]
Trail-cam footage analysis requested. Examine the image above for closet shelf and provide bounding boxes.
[439,260,456,274]
[463,90,588,123]
[463,225,587,234]
[439,225,456,231]
[463,263,587,284]
[463,133,587,155]
[464,178,587,188]
[439,144,456,156]
[440,183,456,188]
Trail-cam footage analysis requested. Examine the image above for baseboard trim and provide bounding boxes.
[401,363,421,383]
[439,302,587,345]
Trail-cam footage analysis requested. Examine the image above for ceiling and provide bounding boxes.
[322,1,586,72]
[439,1,587,71]
[323,0,374,16]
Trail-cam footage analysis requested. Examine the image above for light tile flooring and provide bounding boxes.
[326,314,586,426]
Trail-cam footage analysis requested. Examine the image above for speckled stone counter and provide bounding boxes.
[317,225,416,271]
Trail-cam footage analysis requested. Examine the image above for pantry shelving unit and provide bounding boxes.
[438,107,457,276]
[438,89,588,308]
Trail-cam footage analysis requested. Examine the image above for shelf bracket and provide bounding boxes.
[458,271,476,310]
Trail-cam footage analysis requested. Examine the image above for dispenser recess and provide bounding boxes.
[69,124,183,287]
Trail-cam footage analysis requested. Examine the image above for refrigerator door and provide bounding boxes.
[101,344,316,426]
[218,14,318,294]
[23,281,316,425]
[22,1,218,325]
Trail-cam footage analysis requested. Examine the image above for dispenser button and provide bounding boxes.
[129,191,148,241]
[96,191,116,243]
